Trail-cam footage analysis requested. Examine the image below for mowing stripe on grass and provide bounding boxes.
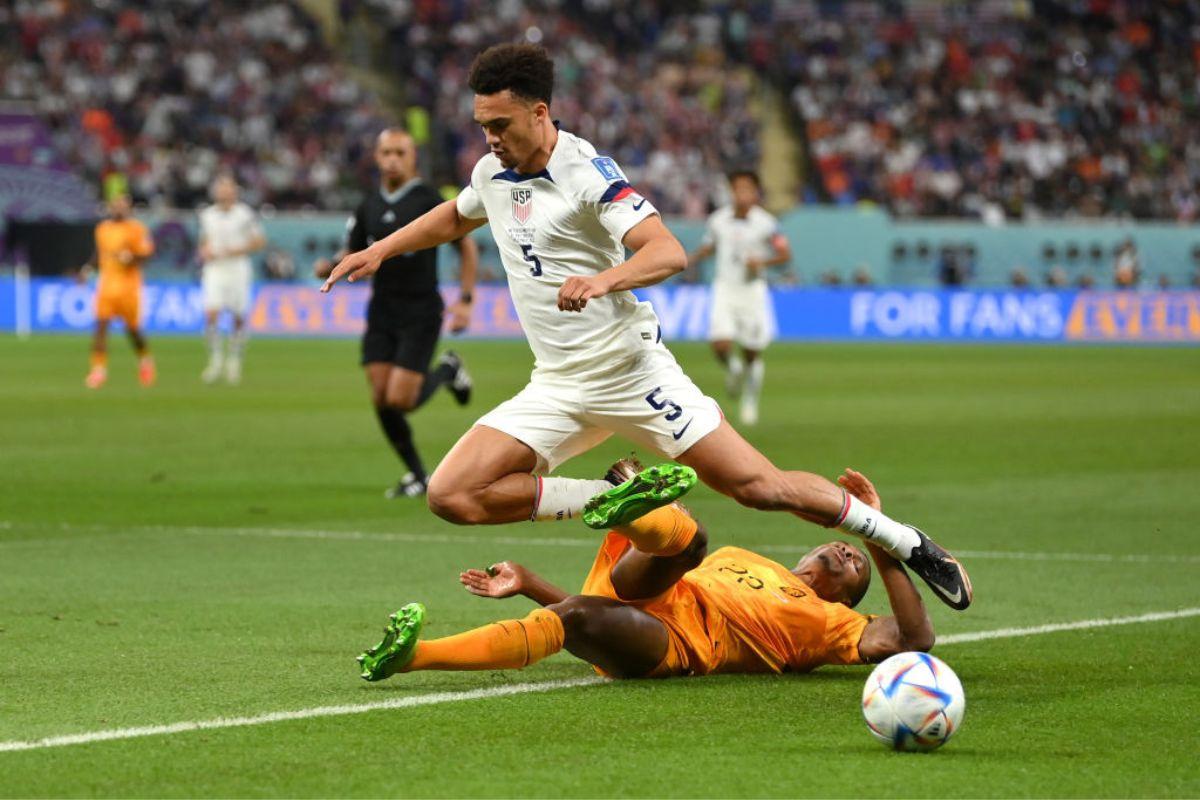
[1,608,1197,754]
[0,677,605,754]
[5,520,1199,565]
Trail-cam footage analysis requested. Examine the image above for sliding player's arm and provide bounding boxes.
[558,215,687,311]
[459,561,570,606]
[838,469,935,663]
[321,200,486,292]
[447,234,479,333]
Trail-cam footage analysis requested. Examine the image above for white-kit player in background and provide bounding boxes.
[320,43,973,612]
[198,175,266,384]
[687,170,791,425]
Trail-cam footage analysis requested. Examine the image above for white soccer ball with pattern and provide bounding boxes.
[861,652,964,751]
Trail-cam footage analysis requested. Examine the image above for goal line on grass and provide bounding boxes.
[1,607,1197,754]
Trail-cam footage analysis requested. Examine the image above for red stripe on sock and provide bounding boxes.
[530,475,544,521]
[831,489,852,528]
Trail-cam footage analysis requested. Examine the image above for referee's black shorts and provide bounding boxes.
[360,299,443,373]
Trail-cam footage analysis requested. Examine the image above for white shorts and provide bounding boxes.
[476,346,723,474]
[201,263,252,316]
[709,284,774,351]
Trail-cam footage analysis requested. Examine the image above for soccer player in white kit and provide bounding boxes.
[688,171,791,426]
[321,44,972,611]
[198,175,265,384]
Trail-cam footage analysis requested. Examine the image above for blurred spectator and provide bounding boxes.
[1010,267,1030,288]
[1113,239,1141,288]
[1045,265,1069,288]
[361,0,761,218]
[772,1,1200,221]
[0,0,391,210]
[851,264,873,285]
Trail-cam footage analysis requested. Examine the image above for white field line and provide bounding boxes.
[1,608,1198,755]
[3,519,1199,565]
[937,607,1200,644]
[0,677,605,754]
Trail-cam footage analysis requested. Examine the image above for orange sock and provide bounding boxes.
[90,351,108,369]
[615,504,698,556]
[404,608,564,672]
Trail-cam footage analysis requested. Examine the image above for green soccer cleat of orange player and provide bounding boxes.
[356,602,425,681]
[583,463,697,530]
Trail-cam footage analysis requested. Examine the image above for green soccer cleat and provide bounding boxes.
[582,463,698,530]
[356,602,425,681]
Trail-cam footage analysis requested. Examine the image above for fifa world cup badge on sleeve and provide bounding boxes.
[591,157,626,182]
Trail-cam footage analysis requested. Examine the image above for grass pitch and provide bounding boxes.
[0,335,1197,797]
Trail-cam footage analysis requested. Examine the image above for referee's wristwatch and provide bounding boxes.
[459,291,473,304]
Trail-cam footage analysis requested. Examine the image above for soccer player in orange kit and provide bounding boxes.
[84,193,156,389]
[356,461,949,681]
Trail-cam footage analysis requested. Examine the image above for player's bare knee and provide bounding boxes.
[549,596,604,644]
[679,523,708,566]
[425,481,484,525]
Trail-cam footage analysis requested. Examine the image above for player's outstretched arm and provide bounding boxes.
[558,215,686,311]
[839,469,935,662]
[459,561,570,607]
[321,199,487,292]
[447,235,479,333]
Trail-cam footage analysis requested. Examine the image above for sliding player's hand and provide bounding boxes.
[320,247,382,292]
[459,561,525,599]
[837,468,882,512]
[557,275,609,312]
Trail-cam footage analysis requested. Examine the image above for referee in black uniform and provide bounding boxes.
[317,128,479,498]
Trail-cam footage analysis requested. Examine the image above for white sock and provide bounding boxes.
[743,359,764,403]
[532,477,614,522]
[205,325,222,362]
[229,328,247,360]
[728,353,745,380]
[834,492,921,560]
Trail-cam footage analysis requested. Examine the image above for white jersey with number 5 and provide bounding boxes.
[456,129,662,377]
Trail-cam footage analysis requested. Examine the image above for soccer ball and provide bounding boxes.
[861,652,964,751]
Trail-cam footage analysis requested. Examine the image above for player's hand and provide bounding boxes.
[198,242,214,262]
[320,247,382,292]
[446,300,472,333]
[459,561,525,599]
[557,274,610,312]
[745,258,764,279]
[117,249,135,266]
[837,468,881,512]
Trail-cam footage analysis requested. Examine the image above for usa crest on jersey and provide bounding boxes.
[511,188,532,224]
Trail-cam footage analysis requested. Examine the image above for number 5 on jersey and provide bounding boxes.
[521,244,542,277]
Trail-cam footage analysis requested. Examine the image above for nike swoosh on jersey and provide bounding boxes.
[632,198,646,211]
[672,419,693,440]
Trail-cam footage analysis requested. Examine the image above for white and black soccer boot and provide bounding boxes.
[384,472,427,499]
[440,351,472,406]
[903,526,973,611]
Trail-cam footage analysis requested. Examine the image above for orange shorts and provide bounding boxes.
[580,532,728,679]
[96,290,140,326]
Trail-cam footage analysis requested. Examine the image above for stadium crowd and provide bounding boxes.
[361,0,762,218]
[0,0,388,210]
[772,0,1200,221]
[4,0,1197,225]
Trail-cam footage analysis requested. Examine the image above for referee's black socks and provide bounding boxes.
[375,406,426,481]
[414,361,456,408]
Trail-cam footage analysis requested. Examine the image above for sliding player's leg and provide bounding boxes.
[678,420,972,609]
[357,596,668,681]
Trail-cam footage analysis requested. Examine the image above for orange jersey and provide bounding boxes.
[582,534,872,677]
[95,218,153,297]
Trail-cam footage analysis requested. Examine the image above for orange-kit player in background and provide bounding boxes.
[83,192,156,389]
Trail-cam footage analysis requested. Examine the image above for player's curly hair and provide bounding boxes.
[468,43,554,105]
